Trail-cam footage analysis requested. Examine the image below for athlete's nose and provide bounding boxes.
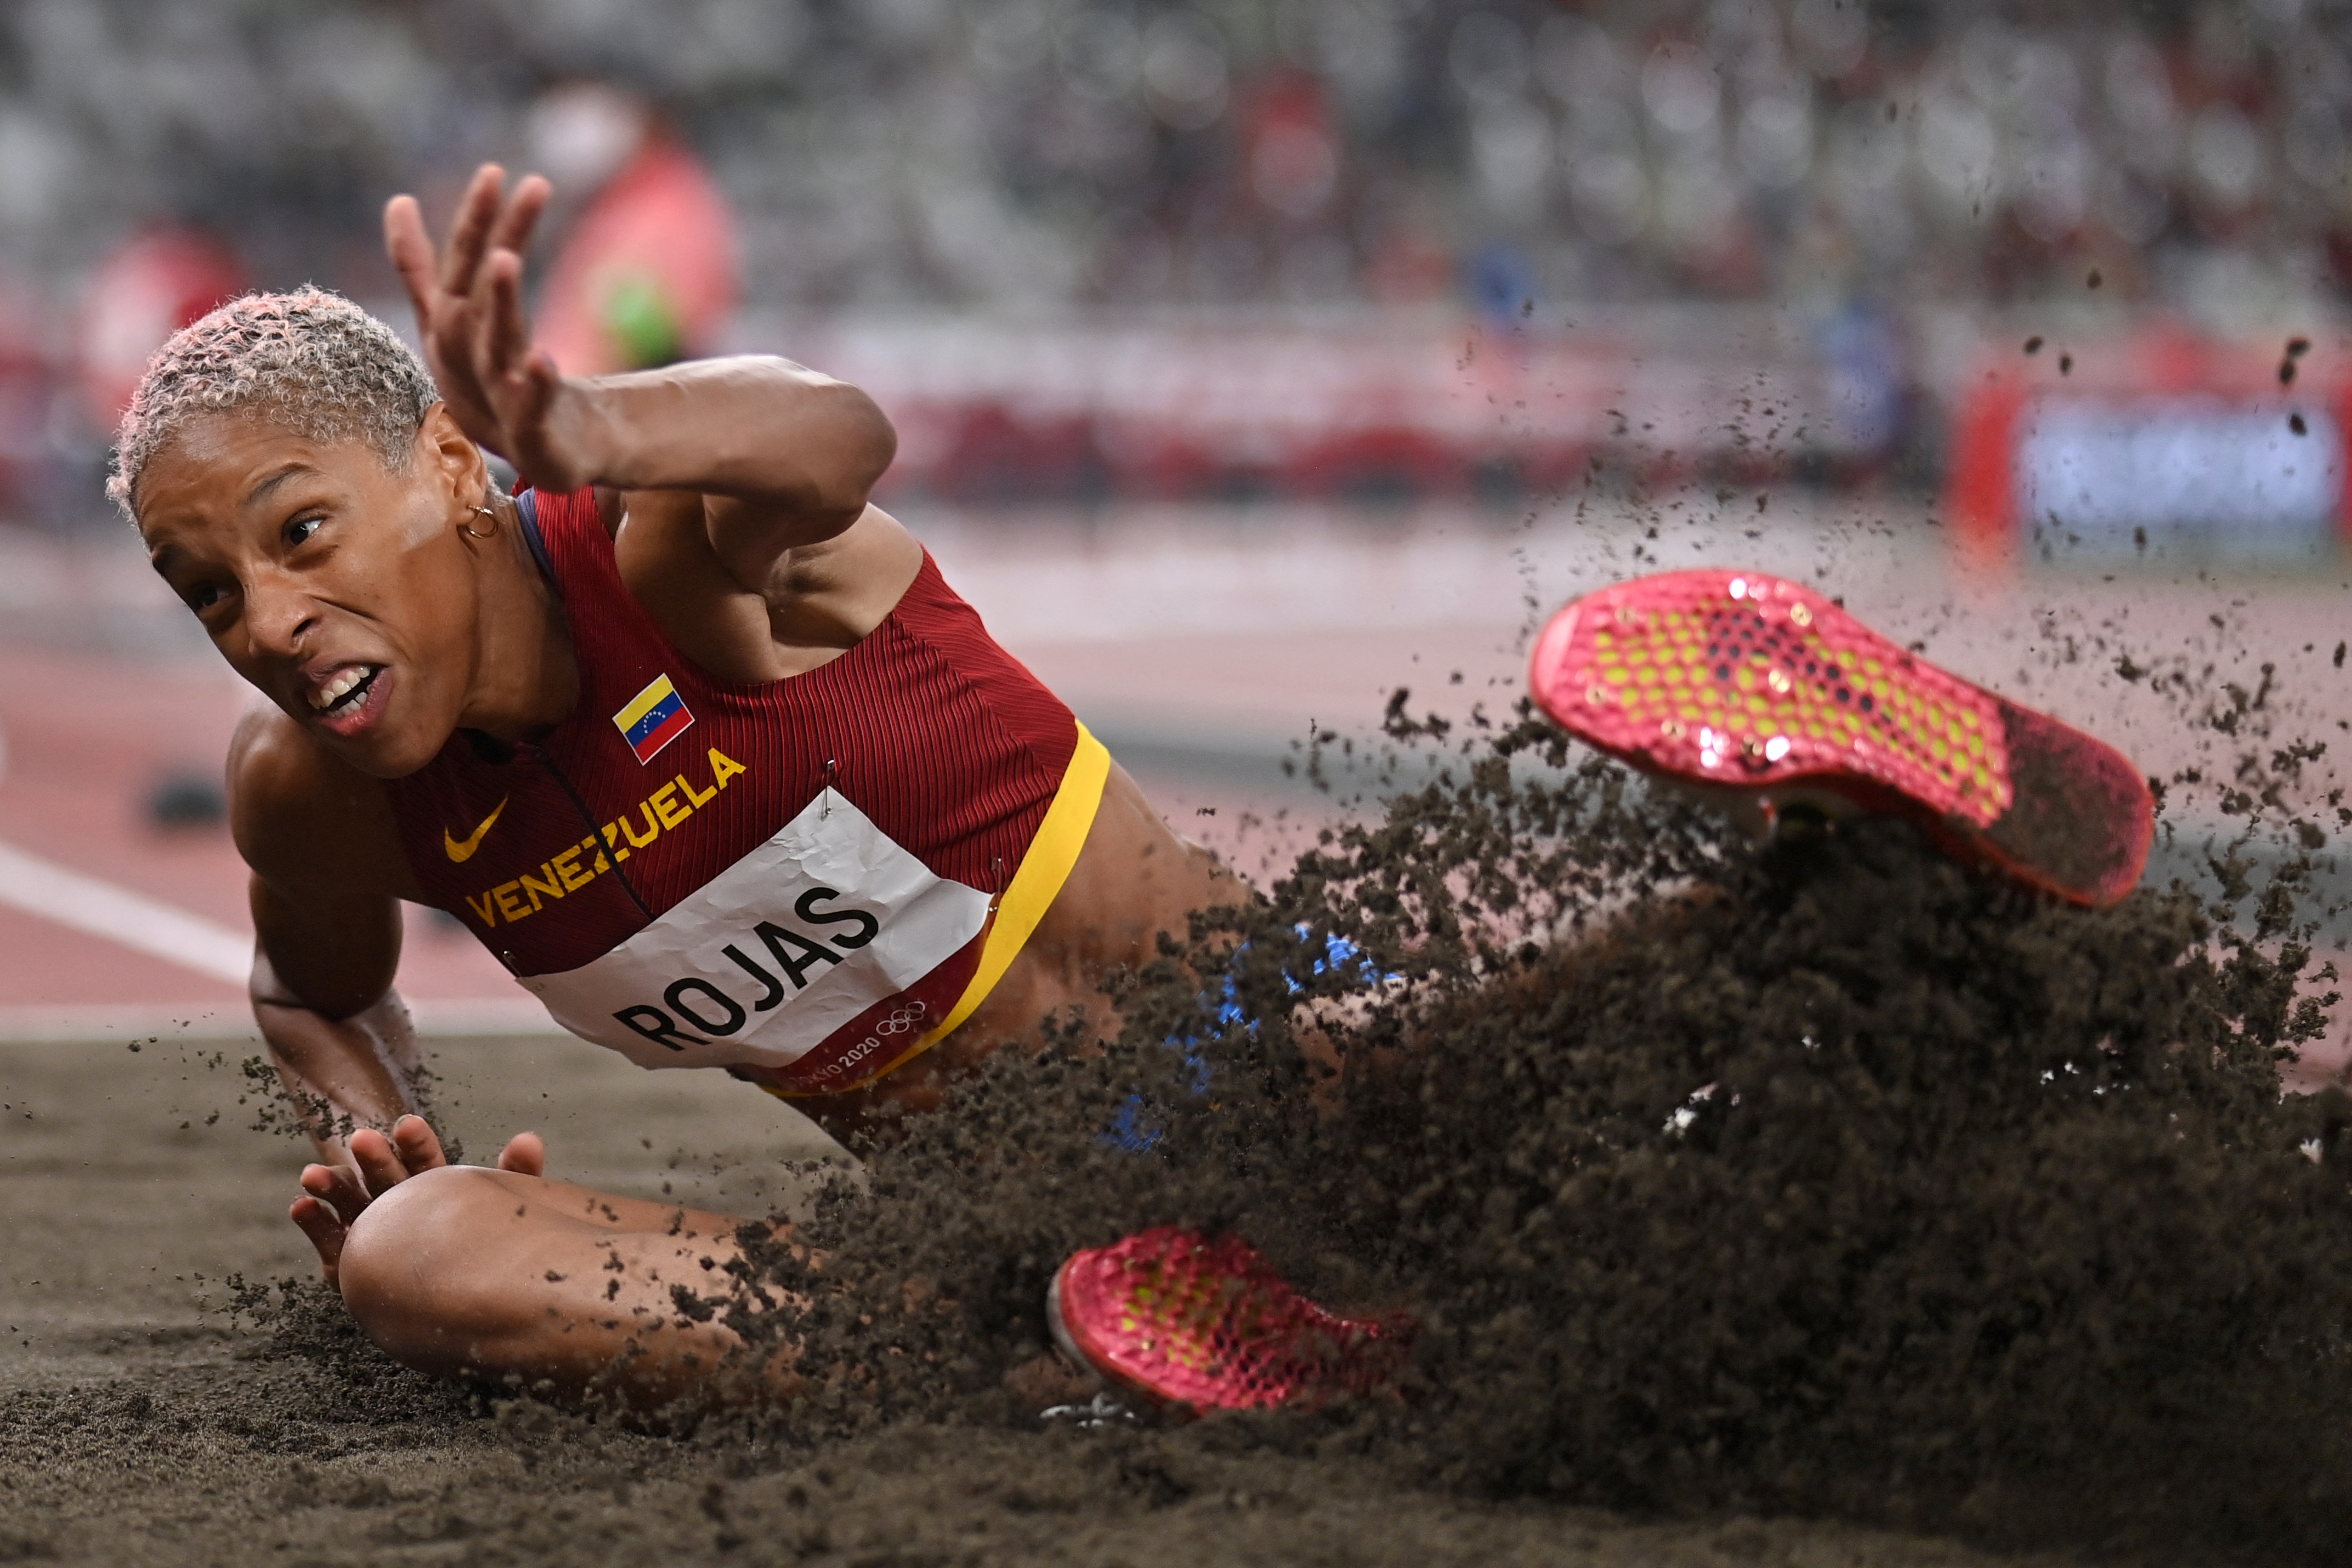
[242,566,323,659]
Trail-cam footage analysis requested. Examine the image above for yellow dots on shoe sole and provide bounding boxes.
[1549,574,2017,829]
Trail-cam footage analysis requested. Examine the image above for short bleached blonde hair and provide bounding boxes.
[107,288,440,517]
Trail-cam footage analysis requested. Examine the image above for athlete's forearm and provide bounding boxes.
[252,985,427,1166]
[556,356,895,520]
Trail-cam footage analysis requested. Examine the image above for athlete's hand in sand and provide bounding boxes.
[384,163,597,494]
[290,1115,545,1288]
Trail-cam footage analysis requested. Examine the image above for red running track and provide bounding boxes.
[0,647,524,1036]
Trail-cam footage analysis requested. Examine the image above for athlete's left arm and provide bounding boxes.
[387,164,897,575]
[575,356,899,575]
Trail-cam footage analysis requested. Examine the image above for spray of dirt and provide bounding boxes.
[642,696,2352,1564]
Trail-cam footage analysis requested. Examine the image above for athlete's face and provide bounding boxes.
[136,405,495,778]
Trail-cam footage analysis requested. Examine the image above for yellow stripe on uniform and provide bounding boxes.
[761,721,1113,1099]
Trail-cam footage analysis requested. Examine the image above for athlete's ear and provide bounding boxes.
[415,402,489,505]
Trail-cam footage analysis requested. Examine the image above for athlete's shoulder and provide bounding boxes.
[228,704,420,901]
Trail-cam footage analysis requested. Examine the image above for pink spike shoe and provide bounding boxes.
[1528,569,2153,908]
[1048,1227,1412,1414]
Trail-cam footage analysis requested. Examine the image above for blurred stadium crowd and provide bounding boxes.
[0,0,2339,516]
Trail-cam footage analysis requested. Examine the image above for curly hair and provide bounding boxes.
[107,288,440,517]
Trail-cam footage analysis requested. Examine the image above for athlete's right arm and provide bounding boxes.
[231,703,418,1139]
[230,707,545,1282]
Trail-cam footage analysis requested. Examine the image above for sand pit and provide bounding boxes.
[3,1030,2079,1567]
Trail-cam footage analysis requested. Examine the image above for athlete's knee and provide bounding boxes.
[338,1164,524,1371]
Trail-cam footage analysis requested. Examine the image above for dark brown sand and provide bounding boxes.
[0,1028,2072,1568]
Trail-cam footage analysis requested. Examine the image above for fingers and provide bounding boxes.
[512,356,579,486]
[498,1130,546,1176]
[347,1126,412,1196]
[301,1159,371,1221]
[292,1118,544,1291]
[486,173,552,268]
[480,248,533,381]
[501,362,576,490]
[440,163,508,299]
[382,194,437,320]
[478,249,577,487]
[386,163,541,329]
[289,1193,345,1287]
[393,165,559,469]
[389,1113,452,1173]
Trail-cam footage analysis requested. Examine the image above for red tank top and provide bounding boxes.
[382,488,1081,1091]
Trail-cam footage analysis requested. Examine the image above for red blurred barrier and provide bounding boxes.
[749,312,1888,504]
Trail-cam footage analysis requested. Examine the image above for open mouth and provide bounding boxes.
[310,664,384,721]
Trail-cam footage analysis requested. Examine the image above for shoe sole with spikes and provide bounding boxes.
[1527,569,2153,908]
[1048,1227,1411,1414]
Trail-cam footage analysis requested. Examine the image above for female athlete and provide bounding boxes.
[118,165,2151,1415]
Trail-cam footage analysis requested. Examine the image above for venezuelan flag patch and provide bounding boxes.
[613,673,695,764]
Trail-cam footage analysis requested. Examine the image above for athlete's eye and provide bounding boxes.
[183,581,229,614]
[284,515,323,548]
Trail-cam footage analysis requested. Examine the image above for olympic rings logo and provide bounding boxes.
[806,1000,931,1080]
[872,1000,929,1037]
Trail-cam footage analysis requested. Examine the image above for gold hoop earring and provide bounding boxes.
[461,504,499,540]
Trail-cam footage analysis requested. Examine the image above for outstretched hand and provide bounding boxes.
[290,1114,545,1288]
[385,163,599,494]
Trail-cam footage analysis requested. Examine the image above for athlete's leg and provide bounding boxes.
[335,1166,786,1409]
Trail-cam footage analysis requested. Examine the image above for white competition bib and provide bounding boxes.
[518,788,991,1071]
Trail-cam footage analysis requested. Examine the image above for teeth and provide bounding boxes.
[312,667,372,711]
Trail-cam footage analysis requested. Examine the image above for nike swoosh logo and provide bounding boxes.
[443,797,509,863]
